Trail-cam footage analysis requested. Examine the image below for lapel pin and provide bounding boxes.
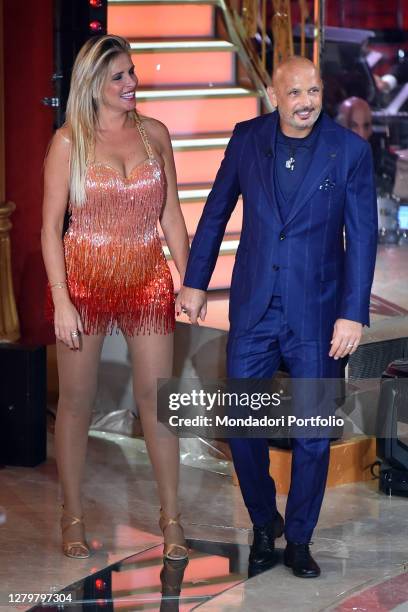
[319,178,336,190]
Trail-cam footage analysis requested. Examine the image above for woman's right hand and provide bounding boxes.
[54,298,84,350]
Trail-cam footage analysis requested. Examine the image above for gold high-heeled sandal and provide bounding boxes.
[159,510,188,561]
[61,509,90,559]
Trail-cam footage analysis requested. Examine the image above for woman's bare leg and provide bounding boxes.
[125,331,186,552]
[55,334,104,554]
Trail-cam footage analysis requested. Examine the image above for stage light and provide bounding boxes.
[89,20,103,32]
[95,579,105,590]
[89,0,103,6]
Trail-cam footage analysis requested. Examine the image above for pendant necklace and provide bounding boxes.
[285,145,296,171]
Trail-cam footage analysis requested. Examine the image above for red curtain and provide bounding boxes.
[4,0,55,344]
[291,0,407,30]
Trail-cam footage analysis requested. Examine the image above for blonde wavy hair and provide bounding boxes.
[65,34,136,205]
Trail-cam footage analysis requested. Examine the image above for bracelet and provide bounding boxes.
[50,281,67,289]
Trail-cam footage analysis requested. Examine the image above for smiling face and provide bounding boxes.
[100,52,138,113]
[268,58,323,137]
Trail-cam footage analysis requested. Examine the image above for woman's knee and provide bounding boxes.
[58,385,97,417]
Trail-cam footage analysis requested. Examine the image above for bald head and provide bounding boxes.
[336,96,372,140]
[272,56,320,88]
[268,55,323,137]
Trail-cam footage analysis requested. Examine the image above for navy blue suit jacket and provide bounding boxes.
[183,112,378,340]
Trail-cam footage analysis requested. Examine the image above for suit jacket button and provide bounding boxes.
[272,264,280,271]
[279,234,286,241]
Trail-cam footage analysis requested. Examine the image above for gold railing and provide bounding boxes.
[271,0,293,67]
[0,0,20,342]
[229,0,321,86]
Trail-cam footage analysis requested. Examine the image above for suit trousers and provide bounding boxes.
[227,295,342,543]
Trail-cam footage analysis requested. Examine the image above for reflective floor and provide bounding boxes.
[28,540,248,611]
[2,431,408,611]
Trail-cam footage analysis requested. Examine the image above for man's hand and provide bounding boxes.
[329,318,363,360]
[176,286,207,325]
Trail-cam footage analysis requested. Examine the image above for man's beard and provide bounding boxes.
[288,107,321,131]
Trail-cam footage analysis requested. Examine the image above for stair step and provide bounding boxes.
[164,236,239,260]
[172,135,230,183]
[178,185,211,202]
[131,43,236,87]
[172,134,230,150]
[184,200,243,236]
[174,147,225,183]
[137,86,257,101]
[108,3,214,38]
[130,40,236,53]
[138,94,258,134]
[165,184,242,291]
[232,437,378,494]
[160,198,243,237]
[168,253,235,292]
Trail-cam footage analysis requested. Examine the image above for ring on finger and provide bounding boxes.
[70,330,79,337]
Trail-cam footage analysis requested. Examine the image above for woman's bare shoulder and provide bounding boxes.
[46,125,72,167]
[139,114,170,149]
[54,124,72,146]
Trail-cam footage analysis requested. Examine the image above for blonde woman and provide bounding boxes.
[42,35,190,560]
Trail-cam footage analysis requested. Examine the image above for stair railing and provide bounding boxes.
[221,0,322,111]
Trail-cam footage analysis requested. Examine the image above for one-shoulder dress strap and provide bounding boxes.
[136,117,154,160]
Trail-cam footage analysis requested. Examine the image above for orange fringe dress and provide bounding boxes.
[47,120,175,336]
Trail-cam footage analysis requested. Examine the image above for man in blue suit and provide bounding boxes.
[177,57,377,578]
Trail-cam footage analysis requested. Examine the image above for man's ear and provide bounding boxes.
[266,85,277,109]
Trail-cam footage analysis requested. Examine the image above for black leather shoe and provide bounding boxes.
[284,542,321,578]
[248,512,284,577]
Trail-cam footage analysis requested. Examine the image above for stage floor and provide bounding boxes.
[196,244,408,331]
[2,431,408,611]
[2,245,408,611]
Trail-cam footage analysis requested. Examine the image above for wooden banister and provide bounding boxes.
[0,0,20,342]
